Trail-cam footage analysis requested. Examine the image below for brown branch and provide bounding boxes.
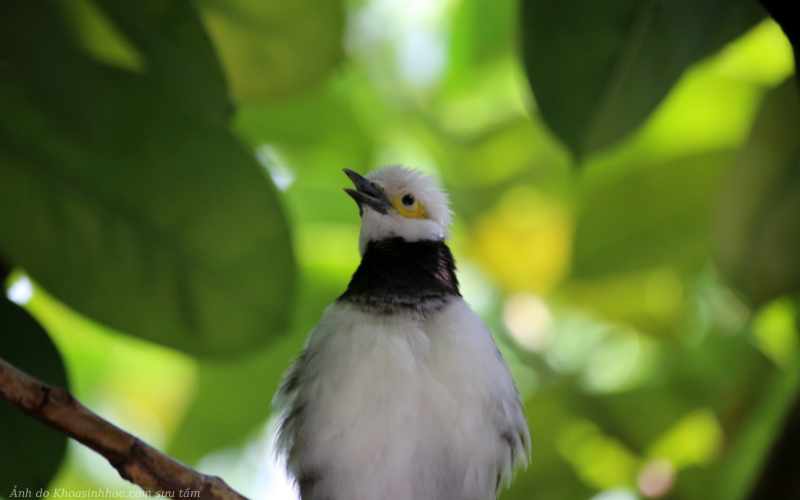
[0,356,250,500]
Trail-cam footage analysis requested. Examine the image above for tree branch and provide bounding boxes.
[0,356,250,500]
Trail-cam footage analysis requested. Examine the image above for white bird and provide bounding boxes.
[274,166,530,500]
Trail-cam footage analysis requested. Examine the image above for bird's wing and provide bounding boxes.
[272,311,329,497]
[424,298,531,498]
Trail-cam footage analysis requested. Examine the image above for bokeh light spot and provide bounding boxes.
[589,489,639,500]
[583,326,643,394]
[637,458,676,498]
[473,186,572,293]
[558,419,640,490]
[751,299,799,369]
[648,409,724,469]
[257,144,296,192]
[7,275,34,305]
[502,293,553,352]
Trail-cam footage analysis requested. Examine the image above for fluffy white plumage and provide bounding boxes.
[274,166,530,500]
[357,165,454,254]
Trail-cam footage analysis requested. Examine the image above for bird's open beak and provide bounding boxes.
[343,169,392,215]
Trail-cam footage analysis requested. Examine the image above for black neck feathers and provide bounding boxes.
[338,237,460,314]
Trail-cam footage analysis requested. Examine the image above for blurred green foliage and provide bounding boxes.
[715,78,800,306]
[0,0,798,499]
[520,0,765,156]
[0,0,296,356]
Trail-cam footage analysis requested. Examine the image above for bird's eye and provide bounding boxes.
[402,194,415,206]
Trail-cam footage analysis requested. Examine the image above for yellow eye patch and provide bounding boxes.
[391,193,428,219]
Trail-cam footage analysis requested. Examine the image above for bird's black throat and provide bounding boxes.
[338,237,460,314]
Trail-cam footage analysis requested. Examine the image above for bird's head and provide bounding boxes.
[344,166,453,254]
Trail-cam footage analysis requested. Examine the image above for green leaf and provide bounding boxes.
[89,0,233,125]
[715,77,800,306]
[520,0,765,156]
[572,151,732,279]
[0,297,69,495]
[169,271,342,464]
[169,332,304,464]
[197,0,345,103]
[0,3,296,357]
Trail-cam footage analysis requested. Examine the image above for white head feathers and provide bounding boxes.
[366,165,453,230]
[353,165,453,254]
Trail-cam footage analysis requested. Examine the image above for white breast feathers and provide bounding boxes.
[274,299,530,500]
